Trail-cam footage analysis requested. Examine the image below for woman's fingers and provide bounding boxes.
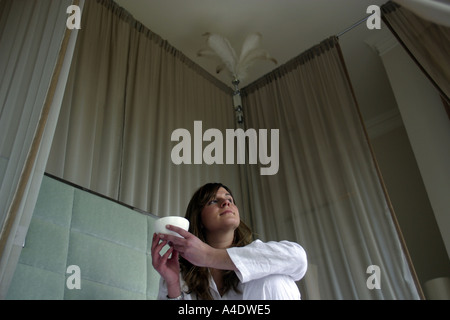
[151,232,167,252]
[166,224,191,238]
[160,246,174,264]
[151,232,159,250]
[151,233,171,265]
[159,229,211,267]
[156,228,211,267]
[152,238,175,270]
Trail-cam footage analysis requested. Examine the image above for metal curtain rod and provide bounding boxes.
[336,13,374,37]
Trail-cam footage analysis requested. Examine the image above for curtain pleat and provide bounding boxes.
[382,1,450,102]
[241,37,421,299]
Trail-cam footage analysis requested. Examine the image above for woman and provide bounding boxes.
[151,182,307,300]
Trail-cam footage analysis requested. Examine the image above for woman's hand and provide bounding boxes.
[160,225,237,271]
[158,225,212,267]
[151,232,181,297]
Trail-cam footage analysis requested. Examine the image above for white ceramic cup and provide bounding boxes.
[154,216,190,238]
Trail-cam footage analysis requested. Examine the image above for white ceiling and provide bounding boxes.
[113,0,398,121]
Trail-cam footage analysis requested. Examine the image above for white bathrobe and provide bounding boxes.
[157,239,308,300]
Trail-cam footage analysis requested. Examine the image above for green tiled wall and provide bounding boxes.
[6,175,161,300]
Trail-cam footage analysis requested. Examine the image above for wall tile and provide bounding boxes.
[72,189,147,252]
[67,231,147,294]
[6,263,65,300]
[18,217,70,274]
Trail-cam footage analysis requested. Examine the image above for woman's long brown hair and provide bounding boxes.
[180,183,253,300]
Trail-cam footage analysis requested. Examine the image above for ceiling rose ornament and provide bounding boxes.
[197,32,277,83]
[197,32,277,125]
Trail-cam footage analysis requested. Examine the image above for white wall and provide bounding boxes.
[379,41,450,260]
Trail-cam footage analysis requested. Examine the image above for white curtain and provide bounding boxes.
[241,37,422,299]
[0,0,81,297]
[46,0,248,220]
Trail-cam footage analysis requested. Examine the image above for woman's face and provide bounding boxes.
[200,187,240,233]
